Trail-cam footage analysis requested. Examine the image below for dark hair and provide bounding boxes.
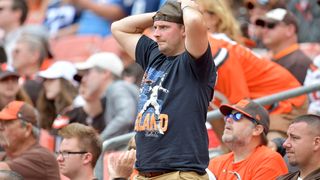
[12,0,28,25]
[37,78,78,129]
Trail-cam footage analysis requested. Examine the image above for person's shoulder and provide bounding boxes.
[210,152,233,164]
[251,146,287,167]
[254,146,283,159]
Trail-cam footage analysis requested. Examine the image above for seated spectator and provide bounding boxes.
[43,0,82,38]
[304,56,320,115]
[243,0,285,48]
[131,0,161,15]
[37,61,78,130]
[12,32,53,105]
[0,101,60,179]
[0,0,28,66]
[277,114,320,180]
[0,68,32,110]
[258,8,312,85]
[70,0,134,37]
[74,52,139,141]
[57,123,102,180]
[208,99,288,179]
[287,0,320,43]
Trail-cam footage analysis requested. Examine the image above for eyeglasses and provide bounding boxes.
[255,19,278,29]
[224,112,258,125]
[56,151,87,160]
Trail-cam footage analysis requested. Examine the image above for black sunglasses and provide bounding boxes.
[255,19,278,29]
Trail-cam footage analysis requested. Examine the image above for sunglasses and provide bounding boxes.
[224,112,258,125]
[255,19,278,29]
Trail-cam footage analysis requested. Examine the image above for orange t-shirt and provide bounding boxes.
[208,146,288,180]
[209,34,250,107]
[208,34,306,113]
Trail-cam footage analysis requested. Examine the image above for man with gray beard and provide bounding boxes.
[208,99,288,180]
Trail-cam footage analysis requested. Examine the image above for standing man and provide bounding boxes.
[112,0,216,179]
[278,114,320,180]
[208,99,288,179]
[57,123,102,180]
[0,101,60,180]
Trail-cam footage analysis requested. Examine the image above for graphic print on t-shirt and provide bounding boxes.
[134,68,169,137]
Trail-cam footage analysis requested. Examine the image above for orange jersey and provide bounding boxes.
[209,34,306,113]
[208,146,288,180]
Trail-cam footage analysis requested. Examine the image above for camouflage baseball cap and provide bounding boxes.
[153,0,184,24]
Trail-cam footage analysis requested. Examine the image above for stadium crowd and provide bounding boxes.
[0,0,320,179]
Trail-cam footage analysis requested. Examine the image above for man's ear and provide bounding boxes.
[314,136,320,151]
[23,123,33,137]
[83,152,93,165]
[253,124,264,136]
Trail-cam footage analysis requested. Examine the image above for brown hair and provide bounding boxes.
[37,78,78,129]
[59,123,102,167]
[12,0,28,25]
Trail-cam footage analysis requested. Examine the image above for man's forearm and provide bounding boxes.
[111,12,155,35]
[111,12,156,59]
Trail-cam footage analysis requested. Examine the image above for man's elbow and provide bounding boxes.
[111,21,121,35]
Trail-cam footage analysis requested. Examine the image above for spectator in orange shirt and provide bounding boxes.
[208,99,288,180]
[197,0,307,143]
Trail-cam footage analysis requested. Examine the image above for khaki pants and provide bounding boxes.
[135,171,209,180]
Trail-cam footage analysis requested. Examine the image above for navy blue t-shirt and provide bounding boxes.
[134,35,216,174]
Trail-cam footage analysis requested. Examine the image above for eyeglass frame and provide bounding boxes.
[56,151,88,160]
[224,112,259,125]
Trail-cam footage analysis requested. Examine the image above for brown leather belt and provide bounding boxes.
[139,171,173,178]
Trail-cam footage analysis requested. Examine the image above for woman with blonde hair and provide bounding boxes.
[196,0,242,42]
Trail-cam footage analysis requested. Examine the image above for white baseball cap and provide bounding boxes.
[75,52,124,77]
[38,61,77,82]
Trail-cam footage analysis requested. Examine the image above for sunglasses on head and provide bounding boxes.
[255,19,278,29]
[224,112,258,125]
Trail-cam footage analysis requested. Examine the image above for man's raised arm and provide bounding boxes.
[111,13,155,60]
[180,0,209,59]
